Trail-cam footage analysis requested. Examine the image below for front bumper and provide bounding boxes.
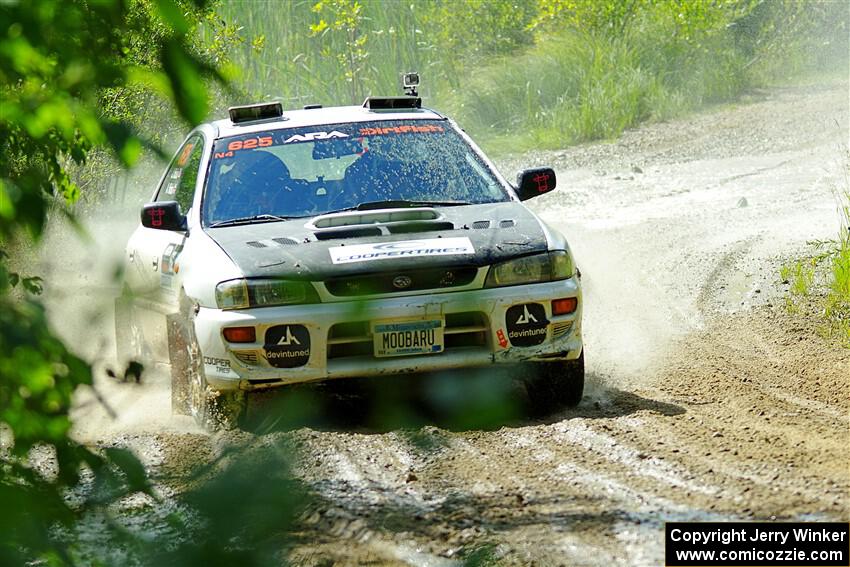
[195,277,582,391]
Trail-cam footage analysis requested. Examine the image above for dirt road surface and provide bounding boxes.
[53,82,849,565]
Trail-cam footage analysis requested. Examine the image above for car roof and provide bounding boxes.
[211,104,446,139]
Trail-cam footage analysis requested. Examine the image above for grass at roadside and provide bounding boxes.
[213,1,848,157]
[782,162,850,347]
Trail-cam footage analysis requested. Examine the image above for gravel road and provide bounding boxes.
[56,81,849,566]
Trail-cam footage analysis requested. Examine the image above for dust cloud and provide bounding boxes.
[36,163,200,441]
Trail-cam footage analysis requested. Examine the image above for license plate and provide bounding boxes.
[372,318,445,358]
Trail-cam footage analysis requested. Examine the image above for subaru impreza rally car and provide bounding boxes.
[116,85,583,429]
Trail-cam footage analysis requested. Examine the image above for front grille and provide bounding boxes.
[327,311,488,360]
[325,266,478,297]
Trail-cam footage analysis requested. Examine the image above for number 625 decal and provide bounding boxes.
[227,136,273,151]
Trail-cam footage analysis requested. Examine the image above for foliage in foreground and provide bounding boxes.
[0,1,237,565]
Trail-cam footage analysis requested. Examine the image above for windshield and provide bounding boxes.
[202,119,509,225]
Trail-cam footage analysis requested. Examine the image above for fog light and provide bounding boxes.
[223,326,256,343]
[552,297,578,316]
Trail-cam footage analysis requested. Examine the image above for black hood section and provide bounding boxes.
[205,202,549,280]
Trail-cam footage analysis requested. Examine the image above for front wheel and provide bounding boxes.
[168,313,244,431]
[525,351,585,416]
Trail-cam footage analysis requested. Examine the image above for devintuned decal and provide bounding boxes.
[329,237,475,265]
[505,303,548,347]
[264,325,310,368]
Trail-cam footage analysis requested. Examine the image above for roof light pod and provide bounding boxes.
[228,102,284,124]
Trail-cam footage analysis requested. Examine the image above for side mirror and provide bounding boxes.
[141,201,187,231]
[515,167,557,201]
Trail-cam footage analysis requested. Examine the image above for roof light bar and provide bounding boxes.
[363,96,422,110]
[228,102,283,124]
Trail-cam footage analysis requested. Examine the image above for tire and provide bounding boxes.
[167,312,244,431]
[114,291,149,365]
[525,351,585,416]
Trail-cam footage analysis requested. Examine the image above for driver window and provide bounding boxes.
[156,135,204,214]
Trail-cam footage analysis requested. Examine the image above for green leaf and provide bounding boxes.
[22,276,43,295]
[102,121,143,167]
[0,180,14,221]
[161,39,209,125]
[154,0,190,35]
[105,447,154,496]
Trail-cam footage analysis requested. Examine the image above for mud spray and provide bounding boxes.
[36,161,201,441]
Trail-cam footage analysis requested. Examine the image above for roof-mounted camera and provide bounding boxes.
[402,72,419,97]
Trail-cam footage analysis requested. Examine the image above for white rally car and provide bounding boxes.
[116,79,583,429]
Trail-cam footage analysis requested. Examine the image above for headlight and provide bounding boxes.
[485,251,574,288]
[215,278,318,309]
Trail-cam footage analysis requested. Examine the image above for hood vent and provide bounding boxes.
[500,219,516,228]
[247,238,300,248]
[315,227,383,241]
[472,220,491,229]
[387,221,454,234]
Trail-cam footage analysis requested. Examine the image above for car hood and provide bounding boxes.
[205,202,550,279]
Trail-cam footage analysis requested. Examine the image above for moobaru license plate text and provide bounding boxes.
[373,318,445,357]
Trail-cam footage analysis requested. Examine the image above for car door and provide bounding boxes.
[125,135,205,304]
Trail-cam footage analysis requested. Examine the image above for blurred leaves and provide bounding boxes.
[0,1,230,565]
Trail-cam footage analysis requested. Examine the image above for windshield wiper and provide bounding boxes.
[353,199,473,211]
[208,214,290,228]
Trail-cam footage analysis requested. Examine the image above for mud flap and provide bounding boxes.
[167,313,191,415]
[525,350,585,416]
[168,304,246,430]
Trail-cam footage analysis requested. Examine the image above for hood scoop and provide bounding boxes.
[311,208,438,228]
[310,207,454,240]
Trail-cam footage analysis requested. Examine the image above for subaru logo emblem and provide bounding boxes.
[392,275,412,289]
